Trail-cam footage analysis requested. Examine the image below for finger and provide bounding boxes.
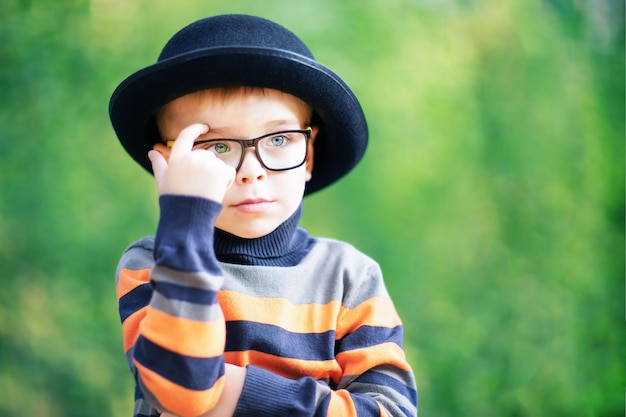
[169,123,209,158]
[148,149,168,190]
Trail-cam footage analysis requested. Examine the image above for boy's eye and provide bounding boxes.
[211,142,231,154]
[268,135,287,147]
[194,141,231,154]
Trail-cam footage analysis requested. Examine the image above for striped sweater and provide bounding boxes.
[116,195,417,417]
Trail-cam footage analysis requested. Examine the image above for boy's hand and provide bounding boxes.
[158,364,246,417]
[149,123,236,203]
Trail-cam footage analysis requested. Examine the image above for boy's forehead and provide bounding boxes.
[157,87,313,137]
[162,87,309,117]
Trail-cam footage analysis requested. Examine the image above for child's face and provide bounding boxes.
[155,87,316,239]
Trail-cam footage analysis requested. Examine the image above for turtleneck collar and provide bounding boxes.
[213,204,316,267]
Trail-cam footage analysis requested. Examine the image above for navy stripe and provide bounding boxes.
[154,281,218,305]
[336,325,404,354]
[155,195,222,275]
[236,365,324,416]
[355,370,418,406]
[119,283,152,323]
[351,393,380,415]
[225,321,336,361]
[134,384,144,400]
[398,405,416,417]
[134,335,224,390]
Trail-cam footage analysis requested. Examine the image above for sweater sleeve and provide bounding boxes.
[116,195,226,417]
[233,263,418,417]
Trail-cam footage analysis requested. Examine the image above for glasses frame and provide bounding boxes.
[167,127,312,172]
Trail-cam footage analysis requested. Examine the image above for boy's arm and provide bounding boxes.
[231,263,417,417]
[116,123,241,416]
[118,195,233,416]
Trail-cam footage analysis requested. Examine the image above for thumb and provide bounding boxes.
[148,150,168,192]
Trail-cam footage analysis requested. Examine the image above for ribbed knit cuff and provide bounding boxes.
[154,195,222,274]
[234,365,323,417]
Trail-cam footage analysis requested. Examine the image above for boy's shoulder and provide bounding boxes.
[304,235,381,277]
[116,236,155,275]
[310,236,376,262]
[121,236,155,258]
[303,236,389,304]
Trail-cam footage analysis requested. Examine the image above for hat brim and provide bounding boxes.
[109,46,368,195]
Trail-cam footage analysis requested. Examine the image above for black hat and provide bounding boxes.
[109,14,368,195]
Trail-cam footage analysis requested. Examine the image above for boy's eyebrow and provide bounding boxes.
[263,119,305,129]
[203,119,305,137]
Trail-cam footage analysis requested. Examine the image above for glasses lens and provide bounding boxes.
[192,130,309,171]
[193,140,242,168]
[257,131,308,170]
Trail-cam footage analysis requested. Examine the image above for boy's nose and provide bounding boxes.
[236,148,266,184]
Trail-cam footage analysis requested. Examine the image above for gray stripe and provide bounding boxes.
[126,346,163,416]
[124,347,135,370]
[312,379,333,410]
[221,238,388,307]
[337,366,416,393]
[375,365,417,385]
[151,290,224,322]
[133,398,160,417]
[348,380,417,416]
[152,265,223,291]
[338,366,417,416]
[116,237,155,282]
[137,377,165,415]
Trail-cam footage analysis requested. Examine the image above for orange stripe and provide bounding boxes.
[224,350,342,382]
[327,389,358,417]
[117,268,150,299]
[135,360,224,416]
[336,342,412,376]
[122,306,148,352]
[337,297,402,339]
[218,290,341,333]
[140,307,225,357]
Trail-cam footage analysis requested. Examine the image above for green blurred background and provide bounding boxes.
[1,0,624,416]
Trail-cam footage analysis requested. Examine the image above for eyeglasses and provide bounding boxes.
[167,128,312,171]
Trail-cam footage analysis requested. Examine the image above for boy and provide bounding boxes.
[110,14,417,417]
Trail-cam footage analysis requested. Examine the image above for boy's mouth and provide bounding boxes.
[232,198,273,213]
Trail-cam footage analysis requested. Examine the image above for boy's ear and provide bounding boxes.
[152,143,171,161]
[305,126,318,181]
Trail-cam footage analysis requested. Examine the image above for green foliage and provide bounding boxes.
[0,1,623,416]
